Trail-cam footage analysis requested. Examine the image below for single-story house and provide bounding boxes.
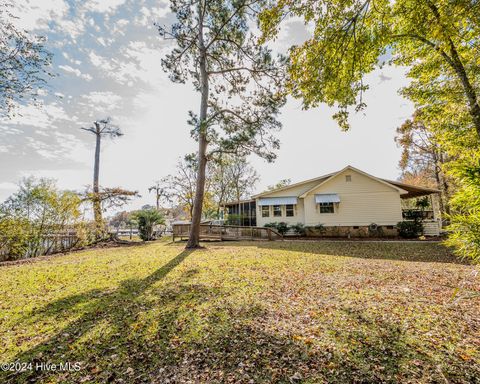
[224,165,441,236]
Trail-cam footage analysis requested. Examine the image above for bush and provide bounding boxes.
[225,214,243,225]
[397,220,423,238]
[131,209,165,241]
[0,218,30,260]
[402,209,424,221]
[264,222,290,235]
[444,167,480,263]
[290,223,306,236]
[0,177,83,260]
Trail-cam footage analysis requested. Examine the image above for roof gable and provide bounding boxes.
[253,173,334,198]
[299,166,408,197]
[253,165,438,200]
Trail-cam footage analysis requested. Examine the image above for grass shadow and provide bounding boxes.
[217,240,466,264]
[3,249,195,383]
[2,245,477,383]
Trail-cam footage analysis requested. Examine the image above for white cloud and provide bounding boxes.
[62,52,82,66]
[89,52,115,72]
[82,91,121,104]
[9,103,70,130]
[119,41,169,84]
[0,182,17,190]
[58,65,93,81]
[80,91,122,115]
[113,18,129,35]
[88,43,168,87]
[97,37,107,46]
[13,0,85,41]
[135,4,170,26]
[12,0,69,31]
[0,126,22,135]
[83,0,126,14]
[0,145,12,153]
[54,18,86,40]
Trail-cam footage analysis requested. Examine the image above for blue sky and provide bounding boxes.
[0,0,414,211]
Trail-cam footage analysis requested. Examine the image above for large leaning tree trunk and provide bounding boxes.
[158,0,286,249]
[81,118,123,236]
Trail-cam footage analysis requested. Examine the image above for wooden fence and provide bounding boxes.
[172,224,283,242]
[0,231,82,262]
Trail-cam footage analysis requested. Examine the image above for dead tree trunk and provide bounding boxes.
[93,124,103,235]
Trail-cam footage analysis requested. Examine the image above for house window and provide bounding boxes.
[319,202,334,213]
[286,204,294,217]
[261,206,270,217]
[345,175,352,182]
[273,205,282,217]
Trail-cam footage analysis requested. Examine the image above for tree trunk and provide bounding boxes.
[427,1,480,138]
[448,46,480,138]
[93,126,103,235]
[216,192,223,219]
[187,11,209,249]
[433,162,446,215]
[437,152,450,216]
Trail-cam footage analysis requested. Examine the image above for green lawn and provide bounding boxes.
[0,240,478,383]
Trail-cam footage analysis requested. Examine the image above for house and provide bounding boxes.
[224,165,441,237]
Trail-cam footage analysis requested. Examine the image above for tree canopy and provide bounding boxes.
[0,1,53,117]
[260,0,480,134]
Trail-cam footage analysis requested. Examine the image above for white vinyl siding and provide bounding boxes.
[304,169,402,226]
[256,199,305,227]
[256,168,403,227]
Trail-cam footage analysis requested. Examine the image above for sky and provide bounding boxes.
[0,0,415,212]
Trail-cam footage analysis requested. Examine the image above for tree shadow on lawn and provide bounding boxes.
[3,249,195,383]
[217,240,465,264]
[3,246,477,383]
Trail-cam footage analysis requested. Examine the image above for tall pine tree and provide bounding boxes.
[158,0,286,248]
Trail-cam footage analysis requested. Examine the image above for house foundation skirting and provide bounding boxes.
[305,225,398,238]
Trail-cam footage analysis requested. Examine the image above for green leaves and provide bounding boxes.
[0,1,54,117]
[260,0,480,132]
[0,177,82,259]
[159,0,287,160]
[131,209,165,241]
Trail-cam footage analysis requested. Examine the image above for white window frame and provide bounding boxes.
[318,202,335,214]
[261,205,270,217]
[285,204,295,217]
[273,204,282,217]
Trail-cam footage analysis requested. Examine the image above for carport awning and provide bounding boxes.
[315,193,340,203]
[258,197,298,206]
